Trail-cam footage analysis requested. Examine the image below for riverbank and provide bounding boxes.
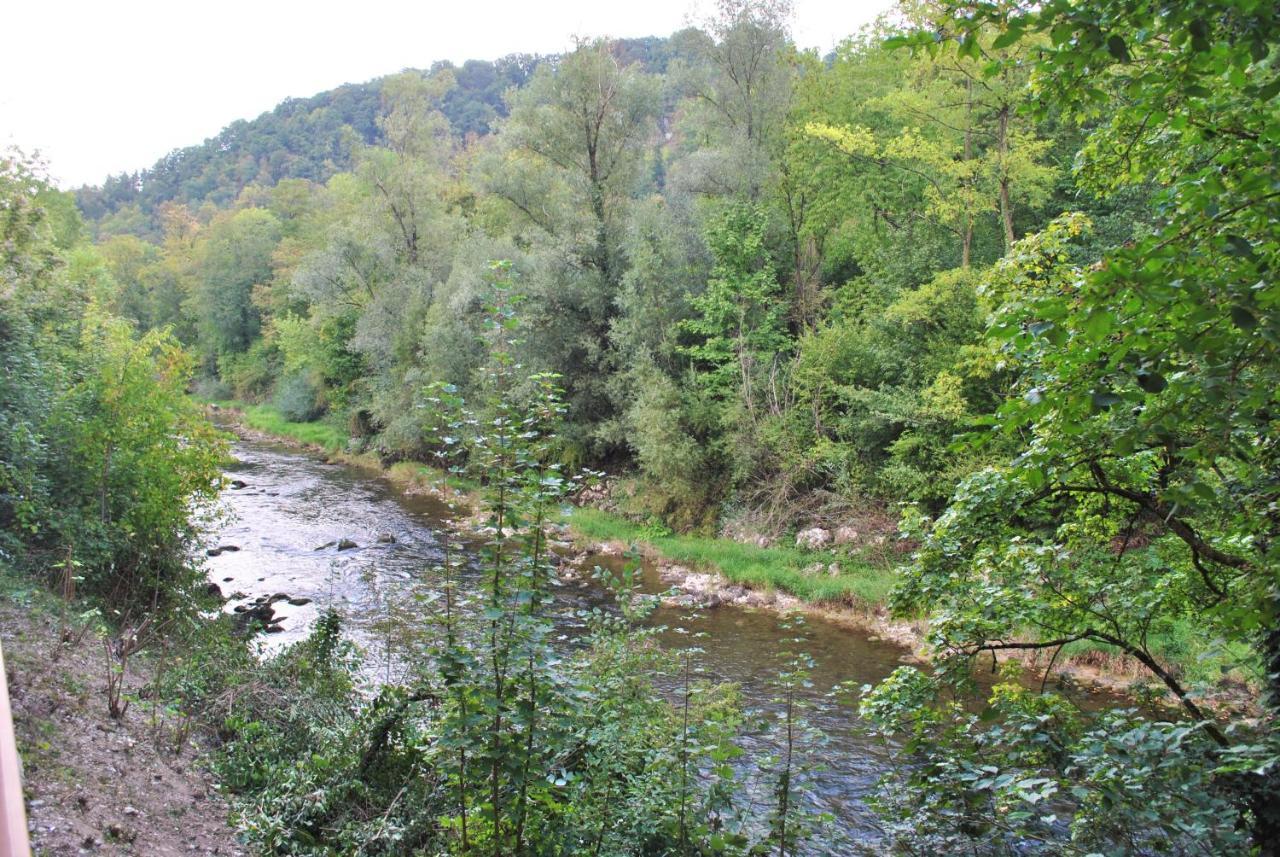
[0,567,246,856]
[206,401,1255,710]
[207,403,920,641]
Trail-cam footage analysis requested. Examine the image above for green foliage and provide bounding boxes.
[182,273,809,855]
[1,150,226,609]
[870,0,1280,848]
[272,372,325,423]
[861,667,1250,853]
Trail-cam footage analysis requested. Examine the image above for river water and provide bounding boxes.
[204,437,927,852]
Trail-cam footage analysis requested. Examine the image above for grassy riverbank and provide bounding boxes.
[210,400,900,611]
[220,401,349,451]
[209,400,1251,700]
[568,507,897,609]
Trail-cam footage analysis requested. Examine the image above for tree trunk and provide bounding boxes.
[997,104,1015,250]
[962,79,974,268]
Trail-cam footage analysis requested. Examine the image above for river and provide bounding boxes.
[204,435,931,852]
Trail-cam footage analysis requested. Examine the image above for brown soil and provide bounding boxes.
[2,597,247,856]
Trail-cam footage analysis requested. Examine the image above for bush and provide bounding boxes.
[272,372,324,423]
[190,375,231,401]
[217,340,278,401]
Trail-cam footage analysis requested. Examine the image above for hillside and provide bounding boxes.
[73,37,679,237]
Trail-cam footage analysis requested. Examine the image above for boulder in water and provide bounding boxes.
[336,538,358,551]
[376,532,396,544]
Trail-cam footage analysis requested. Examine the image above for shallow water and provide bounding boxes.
[203,438,934,851]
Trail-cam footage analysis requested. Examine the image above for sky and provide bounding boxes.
[0,0,893,189]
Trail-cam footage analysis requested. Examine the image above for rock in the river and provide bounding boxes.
[265,624,285,634]
[205,544,240,557]
[203,583,224,600]
[587,542,623,557]
[314,541,336,551]
[229,479,247,490]
[795,527,831,550]
[336,538,358,551]
[231,602,275,636]
[376,532,396,544]
[287,597,312,606]
[222,577,233,582]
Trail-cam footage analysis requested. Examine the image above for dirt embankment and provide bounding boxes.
[2,596,245,856]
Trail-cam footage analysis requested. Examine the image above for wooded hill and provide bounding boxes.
[73,36,683,237]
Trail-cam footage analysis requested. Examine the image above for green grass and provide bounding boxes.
[212,400,349,452]
[566,507,897,609]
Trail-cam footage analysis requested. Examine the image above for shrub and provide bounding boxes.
[190,375,231,401]
[272,372,324,423]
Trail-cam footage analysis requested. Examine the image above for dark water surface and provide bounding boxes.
[206,437,925,852]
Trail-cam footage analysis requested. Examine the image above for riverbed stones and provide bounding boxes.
[376,532,396,544]
[228,480,247,490]
[336,538,357,551]
[795,527,831,550]
[231,602,275,636]
[206,544,240,557]
[589,542,624,557]
[287,596,312,606]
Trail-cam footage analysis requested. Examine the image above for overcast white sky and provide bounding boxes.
[1,0,893,189]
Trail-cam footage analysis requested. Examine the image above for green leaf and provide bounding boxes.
[1107,35,1130,62]
[1136,371,1167,393]
[1224,235,1254,257]
[1230,306,1257,330]
[1091,390,1123,410]
[992,28,1024,50]
[1189,19,1211,53]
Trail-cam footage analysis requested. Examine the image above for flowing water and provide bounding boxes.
[201,436,960,851]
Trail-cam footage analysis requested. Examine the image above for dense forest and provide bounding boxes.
[3,0,1279,853]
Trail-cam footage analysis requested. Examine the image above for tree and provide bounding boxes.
[805,8,1055,269]
[488,38,660,287]
[870,0,1280,849]
[681,204,789,421]
[479,39,662,453]
[184,207,281,369]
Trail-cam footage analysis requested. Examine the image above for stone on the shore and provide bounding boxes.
[833,526,860,546]
[795,527,831,550]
